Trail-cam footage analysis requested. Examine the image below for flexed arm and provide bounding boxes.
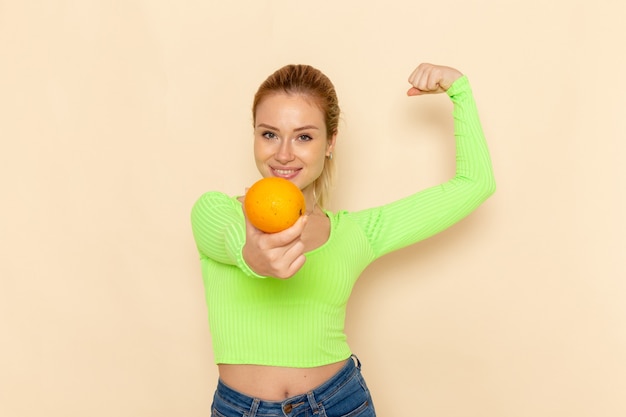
[351,63,496,259]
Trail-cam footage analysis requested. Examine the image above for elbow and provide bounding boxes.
[469,173,496,204]
[483,175,496,199]
[450,173,496,205]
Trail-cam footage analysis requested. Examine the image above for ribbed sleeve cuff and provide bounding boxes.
[236,251,269,279]
[446,74,471,98]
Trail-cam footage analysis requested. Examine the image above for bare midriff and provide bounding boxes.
[218,359,349,401]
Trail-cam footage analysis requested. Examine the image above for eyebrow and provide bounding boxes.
[256,123,320,132]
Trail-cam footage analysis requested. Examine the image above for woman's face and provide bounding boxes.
[253,93,335,205]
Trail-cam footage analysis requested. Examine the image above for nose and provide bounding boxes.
[275,138,295,164]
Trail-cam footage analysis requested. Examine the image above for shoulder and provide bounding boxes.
[326,208,379,233]
[191,191,241,218]
[193,191,238,206]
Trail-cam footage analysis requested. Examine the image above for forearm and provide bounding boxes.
[447,75,496,192]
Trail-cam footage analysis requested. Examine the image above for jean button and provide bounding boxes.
[283,403,293,413]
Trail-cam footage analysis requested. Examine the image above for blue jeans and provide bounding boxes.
[211,355,376,417]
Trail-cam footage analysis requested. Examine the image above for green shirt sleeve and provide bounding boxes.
[190,192,267,278]
[348,75,496,259]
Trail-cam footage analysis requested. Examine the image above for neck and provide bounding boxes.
[302,188,318,215]
[306,204,320,216]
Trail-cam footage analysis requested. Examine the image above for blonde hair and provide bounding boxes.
[252,64,339,208]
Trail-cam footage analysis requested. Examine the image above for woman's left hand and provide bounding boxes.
[407,63,463,96]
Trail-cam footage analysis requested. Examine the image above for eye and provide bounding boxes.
[297,134,313,142]
[262,131,277,140]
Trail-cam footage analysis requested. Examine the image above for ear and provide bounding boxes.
[326,132,337,156]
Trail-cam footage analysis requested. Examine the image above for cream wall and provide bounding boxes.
[1,1,624,416]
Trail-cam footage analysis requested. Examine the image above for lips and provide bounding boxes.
[271,167,301,179]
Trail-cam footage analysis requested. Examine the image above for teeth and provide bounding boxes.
[275,169,297,175]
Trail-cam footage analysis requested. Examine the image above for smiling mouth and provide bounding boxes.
[271,167,301,178]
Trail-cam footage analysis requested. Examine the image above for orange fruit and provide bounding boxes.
[244,177,306,233]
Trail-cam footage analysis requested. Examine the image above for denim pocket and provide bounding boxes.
[211,393,247,417]
[319,370,376,417]
[211,405,239,417]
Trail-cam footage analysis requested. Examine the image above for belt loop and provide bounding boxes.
[306,391,319,414]
[351,354,362,370]
[248,398,260,417]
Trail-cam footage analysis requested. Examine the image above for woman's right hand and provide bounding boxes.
[242,215,308,279]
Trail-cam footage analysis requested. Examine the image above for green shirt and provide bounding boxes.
[191,76,495,367]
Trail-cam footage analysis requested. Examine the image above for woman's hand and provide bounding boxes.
[242,214,308,279]
[407,63,463,96]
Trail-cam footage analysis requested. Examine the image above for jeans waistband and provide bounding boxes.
[215,355,360,415]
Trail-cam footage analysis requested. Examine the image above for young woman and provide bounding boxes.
[191,63,495,417]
